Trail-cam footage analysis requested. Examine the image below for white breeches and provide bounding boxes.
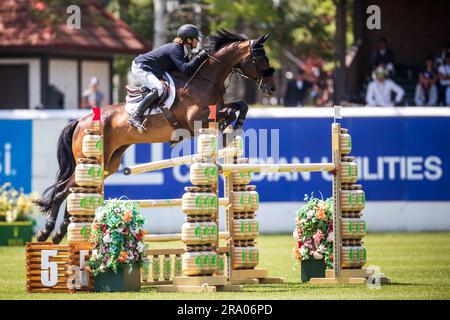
[131,60,164,96]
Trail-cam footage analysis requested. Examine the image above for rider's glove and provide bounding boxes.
[196,49,209,60]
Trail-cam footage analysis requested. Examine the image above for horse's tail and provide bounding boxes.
[34,120,78,214]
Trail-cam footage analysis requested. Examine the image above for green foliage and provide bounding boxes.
[205,0,336,67]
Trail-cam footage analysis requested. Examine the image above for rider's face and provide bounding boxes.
[187,38,199,48]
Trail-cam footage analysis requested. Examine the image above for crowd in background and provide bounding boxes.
[283,38,450,107]
[282,64,333,107]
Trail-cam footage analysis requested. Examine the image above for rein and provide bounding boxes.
[183,40,274,93]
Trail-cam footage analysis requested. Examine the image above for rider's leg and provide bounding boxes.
[129,62,164,130]
[128,88,159,129]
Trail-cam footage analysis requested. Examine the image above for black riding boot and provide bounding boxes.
[128,89,160,132]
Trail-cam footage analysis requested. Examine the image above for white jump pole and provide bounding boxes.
[113,198,230,208]
[123,146,240,175]
[219,163,335,173]
[144,231,230,242]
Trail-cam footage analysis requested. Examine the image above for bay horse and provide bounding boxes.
[35,30,276,243]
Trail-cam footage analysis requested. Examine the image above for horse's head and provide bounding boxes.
[237,34,276,96]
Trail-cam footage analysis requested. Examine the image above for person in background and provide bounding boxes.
[366,67,404,107]
[437,54,450,106]
[81,77,104,109]
[283,68,312,107]
[423,55,437,84]
[371,37,395,77]
[414,72,438,106]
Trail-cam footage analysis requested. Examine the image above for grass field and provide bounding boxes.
[1,233,449,300]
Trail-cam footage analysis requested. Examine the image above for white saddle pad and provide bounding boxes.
[125,72,176,115]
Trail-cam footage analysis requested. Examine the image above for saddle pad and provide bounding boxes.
[125,72,176,115]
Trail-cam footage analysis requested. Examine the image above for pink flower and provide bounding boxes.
[313,230,324,245]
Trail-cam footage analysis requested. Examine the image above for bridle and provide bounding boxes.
[232,41,275,90]
[184,40,274,94]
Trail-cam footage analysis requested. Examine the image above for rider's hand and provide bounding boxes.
[196,49,209,60]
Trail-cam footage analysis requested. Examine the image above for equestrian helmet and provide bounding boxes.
[177,24,203,40]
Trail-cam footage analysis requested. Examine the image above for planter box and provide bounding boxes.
[0,221,33,246]
[94,264,141,292]
[301,259,325,282]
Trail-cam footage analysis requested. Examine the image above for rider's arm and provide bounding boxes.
[170,45,208,76]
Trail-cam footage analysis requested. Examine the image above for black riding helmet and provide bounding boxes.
[177,24,203,40]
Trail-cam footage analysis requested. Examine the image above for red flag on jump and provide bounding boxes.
[208,105,217,122]
[92,107,101,121]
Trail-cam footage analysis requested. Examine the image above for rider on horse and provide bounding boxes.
[128,24,209,131]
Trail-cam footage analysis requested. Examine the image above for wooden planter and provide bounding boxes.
[189,163,218,186]
[67,193,103,216]
[232,247,259,269]
[182,251,217,276]
[0,221,33,246]
[341,218,366,239]
[82,134,102,158]
[67,222,92,242]
[301,259,325,282]
[181,192,217,215]
[94,264,141,292]
[340,157,358,184]
[341,246,366,268]
[231,191,252,212]
[181,222,217,244]
[197,133,217,158]
[340,129,352,155]
[341,188,365,212]
[75,163,103,187]
[233,219,259,240]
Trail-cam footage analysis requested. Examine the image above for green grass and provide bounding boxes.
[1,233,450,300]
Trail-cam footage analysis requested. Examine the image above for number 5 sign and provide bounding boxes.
[26,242,94,293]
[26,243,71,293]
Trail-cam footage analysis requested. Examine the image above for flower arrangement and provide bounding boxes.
[89,199,148,276]
[0,183,39,223]
[293,194,334,268]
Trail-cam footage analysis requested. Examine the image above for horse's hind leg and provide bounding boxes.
[35,190,68,242]
[50,176,76,244]
[50,205,70,244]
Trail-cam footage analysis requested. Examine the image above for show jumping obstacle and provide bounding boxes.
[125,124,284,291]
[26,106,388,293]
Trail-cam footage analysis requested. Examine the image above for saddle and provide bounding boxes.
[125,78,182,130]
[125,81,169,105]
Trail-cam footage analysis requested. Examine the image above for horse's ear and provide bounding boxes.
[253,33,270,47]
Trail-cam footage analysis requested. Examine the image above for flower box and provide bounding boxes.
[89,200,148,292]
[301,259,325,282]
[0,221,33,246]
[94,264,141,292]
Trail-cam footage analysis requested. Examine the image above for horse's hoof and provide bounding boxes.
[51,232,63,244]
[36,230,49,242]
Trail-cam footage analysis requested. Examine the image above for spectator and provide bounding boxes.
[371,37,395,77]
[423,55,437,84]
[81,77,104,109]
[283,68,312,107]
[414,72,438,106]
[366,67,404,107]
[437,54,450,105]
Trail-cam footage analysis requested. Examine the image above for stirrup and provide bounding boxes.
[136,118,148,133]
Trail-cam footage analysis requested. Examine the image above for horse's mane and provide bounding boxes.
[203,29,248,53]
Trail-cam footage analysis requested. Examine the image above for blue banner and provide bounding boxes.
[102,116,449,202]
[0,120,32,193]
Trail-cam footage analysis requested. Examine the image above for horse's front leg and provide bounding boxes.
[218,100,249,132]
